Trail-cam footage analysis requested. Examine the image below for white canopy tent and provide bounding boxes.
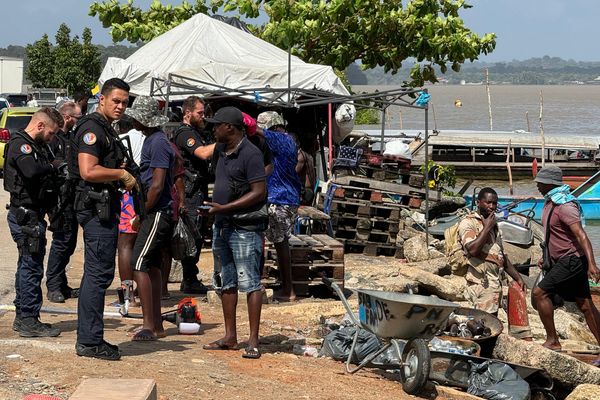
[99,13,350,103]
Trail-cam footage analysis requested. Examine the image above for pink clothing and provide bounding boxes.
[541,201,583,261]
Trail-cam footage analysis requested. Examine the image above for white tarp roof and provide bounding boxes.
[99,13,350,102]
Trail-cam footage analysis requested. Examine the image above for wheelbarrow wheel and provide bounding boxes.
[401,339,430,395]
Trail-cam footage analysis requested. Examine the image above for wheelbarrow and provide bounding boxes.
[324,278,459,394]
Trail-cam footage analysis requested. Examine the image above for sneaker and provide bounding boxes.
[76,341,121,361]
[180,279,208,295]
[47,290,65,303]
[17,317,60,338]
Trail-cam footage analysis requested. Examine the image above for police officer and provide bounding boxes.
[172,96,215,294]
[5,107,64,337]
[70,78,137,360]
[45,101,82,303]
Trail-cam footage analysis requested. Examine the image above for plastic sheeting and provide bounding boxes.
[99,13,350,102]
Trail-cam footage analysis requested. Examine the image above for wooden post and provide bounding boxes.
[506,140,514,195]
[486,68,493,131]
[431,103,437,131]
[539,91,545,168]
[399,109,403,129]
[526,111,530,132]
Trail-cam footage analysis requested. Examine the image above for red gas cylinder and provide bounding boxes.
[507,281,533,340]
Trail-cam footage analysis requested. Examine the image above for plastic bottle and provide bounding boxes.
[293,344,319,357]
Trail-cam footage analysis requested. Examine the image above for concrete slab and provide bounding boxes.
[70,378,157,400]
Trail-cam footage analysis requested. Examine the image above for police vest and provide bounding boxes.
[4,130,54,208]
[173,124,210,178]
[70,112,126,190]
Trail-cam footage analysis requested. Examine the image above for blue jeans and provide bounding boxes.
[212,225,263,293]
[76,210,118,345]
[7,208,47,318]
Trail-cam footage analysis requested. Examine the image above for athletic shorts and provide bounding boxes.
[266,204,298,244]
[131,210,174,273]
[538,256,591,302]
[119,191,138,234]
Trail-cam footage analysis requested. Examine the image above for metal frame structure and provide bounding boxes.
[150,74,431,243]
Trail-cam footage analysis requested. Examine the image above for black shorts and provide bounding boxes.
[131,210,174,273]
[538,256,591,301]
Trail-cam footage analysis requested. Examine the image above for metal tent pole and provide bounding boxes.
[424,90,430,248]
[380,107,386,155]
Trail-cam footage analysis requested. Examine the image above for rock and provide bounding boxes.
[554,309,598,344]
[424,195,466,219]
[403,236,443,262]
[397,266,466,301]
[565,383,600,400]
[492,334,600,390]
[406,257,450,276]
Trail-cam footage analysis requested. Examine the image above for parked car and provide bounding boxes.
[0,97,9,111]
[0,107,38,170]
[0,93,28,107]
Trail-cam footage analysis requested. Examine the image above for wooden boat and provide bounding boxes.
[563,175,590,190]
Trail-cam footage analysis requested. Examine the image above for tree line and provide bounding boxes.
[346,56,600,86]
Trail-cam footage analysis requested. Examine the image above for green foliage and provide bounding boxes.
[89,0,496,87]
[26,24,102,93]
[355,108,380,125]
[419,160,456,190]
[26,34,54,88]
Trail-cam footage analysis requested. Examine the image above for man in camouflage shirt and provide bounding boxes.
[458,188,529,337]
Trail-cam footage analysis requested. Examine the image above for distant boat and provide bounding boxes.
[464,170,600,220]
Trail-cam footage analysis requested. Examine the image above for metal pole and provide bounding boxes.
[288,45,292,105]
[424,89,430,249]
[380,107,386,154]
[328,103,333,173]
[164,73,172,117]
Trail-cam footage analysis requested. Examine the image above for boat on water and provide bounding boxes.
[463,170,600,220]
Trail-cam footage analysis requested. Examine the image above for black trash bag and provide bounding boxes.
[467,360,530,400]
[319,326,381,363]
[171,216,197,261]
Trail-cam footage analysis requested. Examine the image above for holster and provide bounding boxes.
[75,187,112,222]
[14,206,45,256]
[184,170,200,197]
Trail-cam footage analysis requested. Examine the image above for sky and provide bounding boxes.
[3,0,599,62]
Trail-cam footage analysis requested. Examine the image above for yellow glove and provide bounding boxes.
[120,170,137,191]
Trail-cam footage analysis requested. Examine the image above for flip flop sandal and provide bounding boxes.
[203,340,237,351]
[242,347,261,359]
[131,329,157,342]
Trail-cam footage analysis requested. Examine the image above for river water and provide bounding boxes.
[354,84,600,262]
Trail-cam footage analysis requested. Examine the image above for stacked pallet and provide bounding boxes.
[265,234,344,296]
[320,176,438,257]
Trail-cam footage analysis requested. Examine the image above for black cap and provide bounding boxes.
[205,106,243,126]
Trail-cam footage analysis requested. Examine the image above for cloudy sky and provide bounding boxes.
[4,0,599,62]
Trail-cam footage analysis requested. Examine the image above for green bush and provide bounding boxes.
[355,108,380,125]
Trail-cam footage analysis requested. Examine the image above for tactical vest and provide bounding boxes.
[4,130,54,208]
[70,112,126,190]
[173,124,211,195]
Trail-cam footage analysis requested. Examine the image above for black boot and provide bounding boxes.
[17,317,60,338]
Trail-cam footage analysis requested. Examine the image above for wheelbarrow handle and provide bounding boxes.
[321,278,361,326]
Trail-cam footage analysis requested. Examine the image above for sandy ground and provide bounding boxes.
[0,184,472,400]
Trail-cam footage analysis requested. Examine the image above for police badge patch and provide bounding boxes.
[83,133,97,145]
[20,144,32,154]
[186,138,196,147]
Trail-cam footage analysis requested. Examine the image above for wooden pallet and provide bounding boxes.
[265,234,345,296]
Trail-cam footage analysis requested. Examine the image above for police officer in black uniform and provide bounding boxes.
[5,107,64,337]
[70,78,137,360]
[172,96,215,294]
[45,101,83,303]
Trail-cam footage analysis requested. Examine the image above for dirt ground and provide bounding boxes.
[0,247,476,400]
